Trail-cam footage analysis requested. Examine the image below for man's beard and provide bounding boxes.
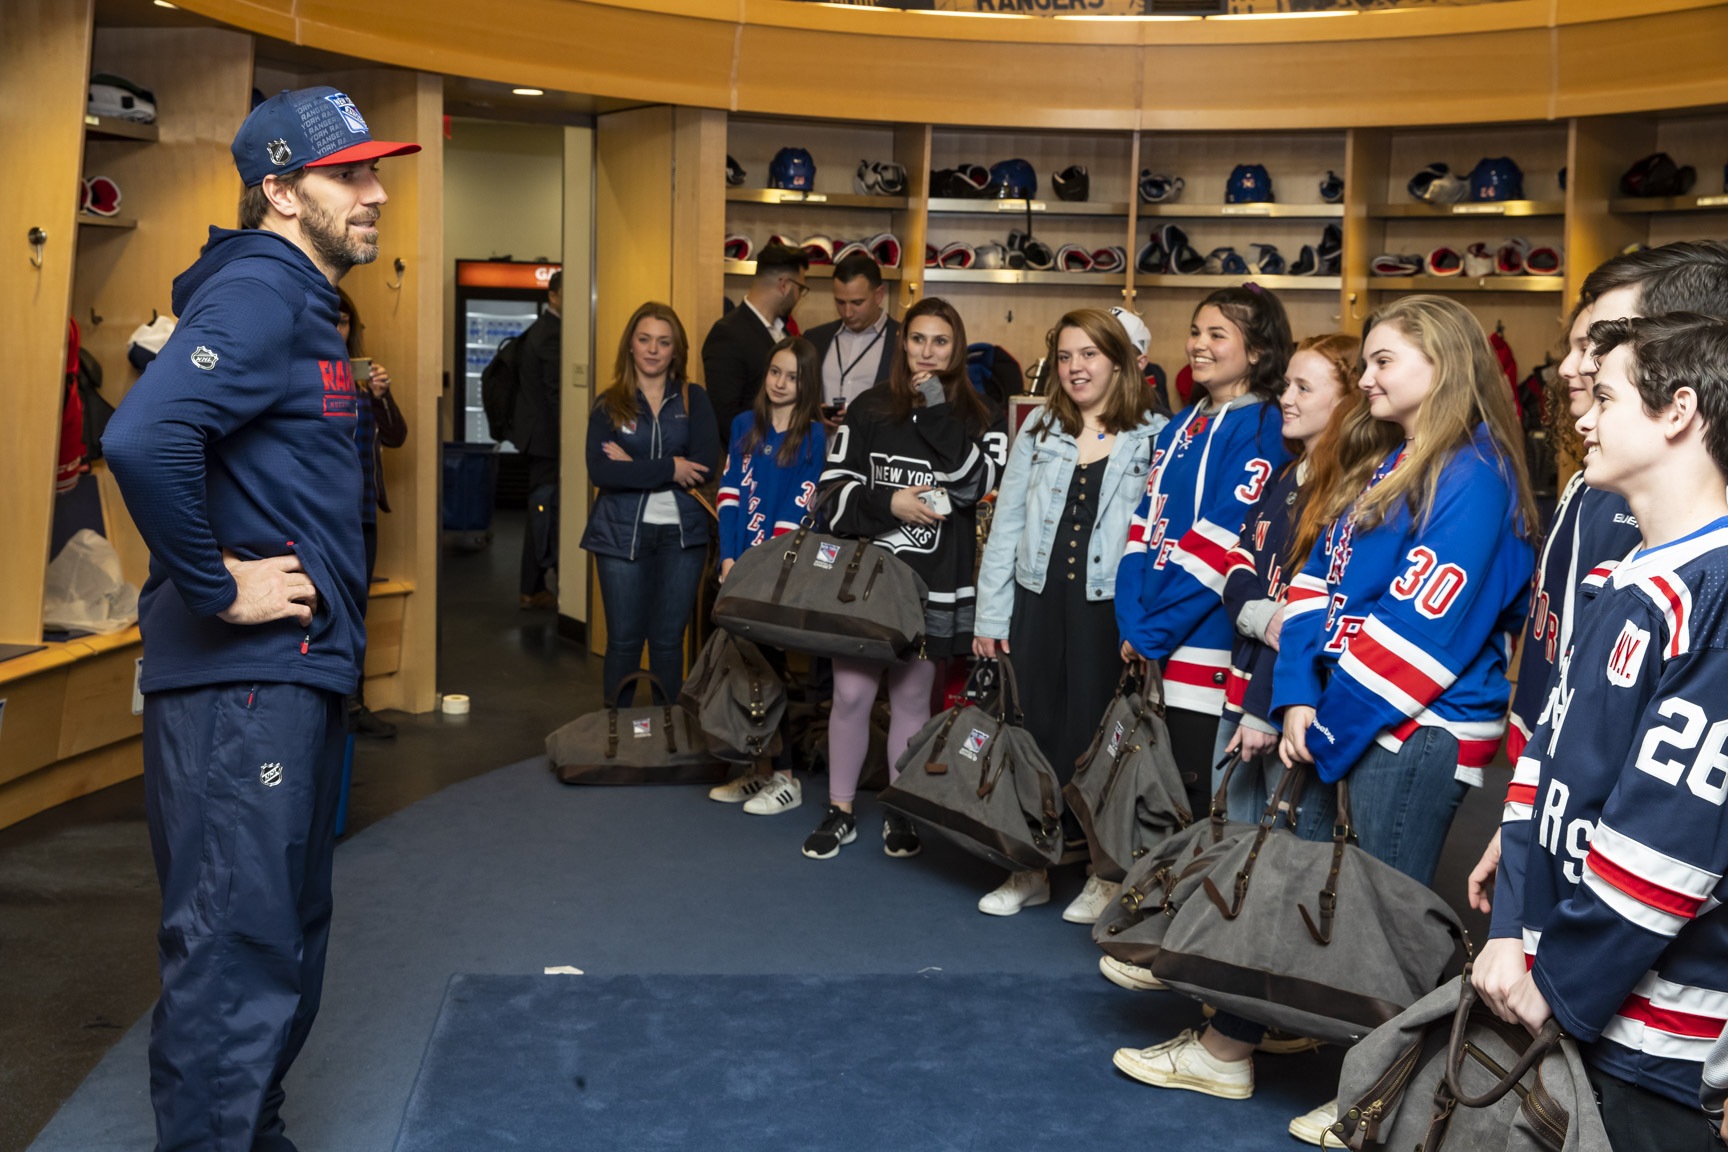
[300,190,379,275]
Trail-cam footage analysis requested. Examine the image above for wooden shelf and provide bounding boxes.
[78,213,137,230]
[724,259,902,279]
[1368,274,1565,293]
[927,197,1130,218]
[1610,193,1728,214]
[923,268,1124,286]
[1135,273,1342,291]
[726,188,906,210]
[82,113,158,142]
[1135,203,1344,219]
[1367,200,1566,219]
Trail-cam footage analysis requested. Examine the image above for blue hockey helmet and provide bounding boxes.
[1225,163,1275,204]
[988,158,1037,199]
[1468,156,1524,202]
[768,147,816,192]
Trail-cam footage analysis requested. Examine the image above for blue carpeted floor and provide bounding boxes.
[29,759,1344,1151]
[397,972,1344,1152]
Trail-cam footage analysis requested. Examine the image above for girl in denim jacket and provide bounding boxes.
[971,308,1168,920]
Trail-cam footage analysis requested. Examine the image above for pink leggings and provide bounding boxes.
[826,656,937,805]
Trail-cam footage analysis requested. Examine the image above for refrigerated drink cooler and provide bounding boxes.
[453,259,561,448]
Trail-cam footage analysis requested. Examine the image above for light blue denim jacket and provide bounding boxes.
[974,410,1167,639]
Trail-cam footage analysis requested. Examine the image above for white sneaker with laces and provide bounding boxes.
[977,869,1050,916]
[1112,1028,1254,1099]
[742,771,802,815]
[1062,874,1122,923]
[1099,955,1165,991]
[709,771,774,803]
[1288,1098,1342,1146]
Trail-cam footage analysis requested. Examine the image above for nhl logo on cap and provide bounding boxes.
[266,138,292,166]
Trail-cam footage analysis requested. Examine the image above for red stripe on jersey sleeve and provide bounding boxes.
[1351,627,1447,706]
[1618,994,1728,1039]
[1586,850,1707,920]
[1647,575,1687,658]
[1505,782,1538,808]
[1175,527,1233,578]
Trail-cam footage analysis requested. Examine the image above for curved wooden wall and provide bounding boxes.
[181,0,1728,129]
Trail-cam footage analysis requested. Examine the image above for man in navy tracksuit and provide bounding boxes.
[102,88,417,1151]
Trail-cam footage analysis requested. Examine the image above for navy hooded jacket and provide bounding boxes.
[103,227,368,696]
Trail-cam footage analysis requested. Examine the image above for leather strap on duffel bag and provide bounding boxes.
[678,629,787,763]
[878,656,1064,870]
[546,671,728,785]
[1331,977,1610,1151]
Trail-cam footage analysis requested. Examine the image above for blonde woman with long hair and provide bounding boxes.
[971,308,1168,919]
[1112,296,1535,1140]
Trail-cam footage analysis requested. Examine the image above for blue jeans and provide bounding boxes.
[1209,725,1469,1047]
[1211,715,1283,823]
[593,523,707,704]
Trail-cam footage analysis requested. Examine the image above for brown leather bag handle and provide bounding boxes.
[1207,752,1240,841]
[1297,775,1358,945]
[604,671,678,755]
[1444,982,1563,1109]
[992,654,1025,726]
[1202,763,1303,919]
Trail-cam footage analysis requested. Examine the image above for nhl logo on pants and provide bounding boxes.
[260,762,284,787]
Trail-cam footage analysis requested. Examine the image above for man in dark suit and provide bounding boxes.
[702,243,809,436]
[803,251,899,423]
[514,271,562,607]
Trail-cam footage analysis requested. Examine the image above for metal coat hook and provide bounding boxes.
[28,227,47,268]
[1332,292,1363,324]
[90,306,103,328]
[386,257,406,290]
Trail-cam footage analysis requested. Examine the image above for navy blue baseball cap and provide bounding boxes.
[232,86,420,187]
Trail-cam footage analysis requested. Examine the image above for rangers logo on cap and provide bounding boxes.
[325,91,368,134]
[266,138,292,166]
[958,728,990,760]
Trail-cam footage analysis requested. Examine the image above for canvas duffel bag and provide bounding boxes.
[878,656,1064,870]
[1093,755,1276,967]
[1151,774,1465,1044]
[1331,977,1611,1152]
[546,672,727,785]
[712,498,928,663]
[678,628,786,763]
[1065,661,1192,882]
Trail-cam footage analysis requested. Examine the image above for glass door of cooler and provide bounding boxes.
[461,299,541,449]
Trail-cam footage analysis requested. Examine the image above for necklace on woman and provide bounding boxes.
[1081,422,1107,441]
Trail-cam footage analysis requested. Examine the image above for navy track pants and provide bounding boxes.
[142,682,346,1152]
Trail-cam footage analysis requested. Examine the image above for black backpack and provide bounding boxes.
[480,333,524,446]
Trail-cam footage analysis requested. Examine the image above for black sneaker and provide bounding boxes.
[882,811,921,858]
[350,704,398,739]
[801,805,858,860]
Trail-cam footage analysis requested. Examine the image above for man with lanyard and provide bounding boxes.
[103,87,417,1150]
[805,251,900,423]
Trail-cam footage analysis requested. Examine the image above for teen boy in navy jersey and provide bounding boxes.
[103,88,417,1151]
[1478,314,1728,1152]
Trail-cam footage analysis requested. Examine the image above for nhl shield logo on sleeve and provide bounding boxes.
[633,718,653,739]
[190,346,219,370]
[266,138,293,166]
[813,542,843,571]
[958,728,990,761]
[1605,620,1650,687]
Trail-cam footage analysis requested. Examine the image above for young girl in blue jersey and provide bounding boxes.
[1216,332,1361,820]
[1116,285,1294,819]
[708,336,826,814]
[1112,296,1536,1140]
[971,308,1167,920]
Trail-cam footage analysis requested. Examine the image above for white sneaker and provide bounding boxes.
[1099,955,1165,992]
[977,869,1050,916]
[1112,1028,1254,1099]
[1062,874,1122,924]
[709,771,773,803]
[1288,1099,1343,1147]
[742,772,802,815]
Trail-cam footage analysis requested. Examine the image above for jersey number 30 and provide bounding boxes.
[1389,546,1468,620]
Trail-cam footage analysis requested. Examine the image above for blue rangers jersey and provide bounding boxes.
[1505,471,1641,762]
[1117,395,1291,714]
[716,412,825,562]
[1222,460,1304,726]
[1270,425,1534,785]
[1491,517,1728,1108]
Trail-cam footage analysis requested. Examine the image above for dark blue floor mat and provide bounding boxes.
[395,972,1345,1152]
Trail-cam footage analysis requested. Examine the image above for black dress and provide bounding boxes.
[1007,456,1123,787]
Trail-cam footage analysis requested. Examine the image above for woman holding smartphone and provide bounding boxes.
[803,297,1009,860]
[970,308,1167,919]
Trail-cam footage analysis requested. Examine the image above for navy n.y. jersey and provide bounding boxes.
[1505,471,1641,762]
[1492,517,1728,1107]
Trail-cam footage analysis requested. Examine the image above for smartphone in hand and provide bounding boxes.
[918,487,952,516]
